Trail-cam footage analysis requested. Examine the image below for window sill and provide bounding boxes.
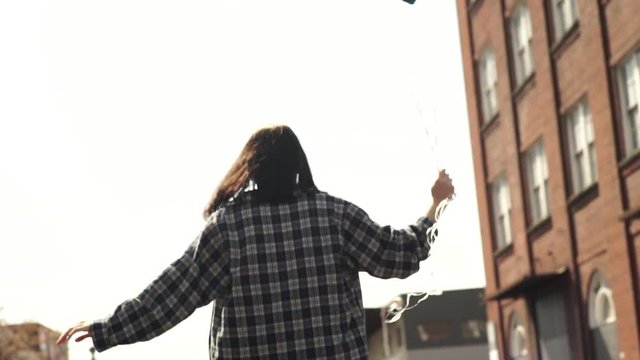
[567,183,599,213]
[527,217,552,241]
[480,112,500,136]
[513,73,536,103]
[551,22,580,59]
[494,243,514,259]
[619,148,640,176]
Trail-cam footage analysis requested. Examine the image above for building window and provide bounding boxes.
[461,320,487,339]
[479,47,499,123]
[566,99,597,194]
[550,0,578,42]
[534,290,572,359]
[525,141,550,224]
[508,313,529,360]
[491,174,513,249]
[589,271,619,360]
[618,50,640,155]
[417,322,452,342]
[510,3,535,86]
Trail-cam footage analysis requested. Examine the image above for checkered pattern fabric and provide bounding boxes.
[90,191,434,359]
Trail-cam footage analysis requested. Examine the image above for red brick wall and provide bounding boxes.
[456,0,498,296]
[605,0,640,64]
[507,0,577,274]
[626,170,640,210]
[606,0,640,357]
[458,0,640,358]
[573,203,607,261]
[483,126,508,180]
[531,230,573,274]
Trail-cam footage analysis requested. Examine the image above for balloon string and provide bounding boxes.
[384,197,451,323]
[384,93,454,324]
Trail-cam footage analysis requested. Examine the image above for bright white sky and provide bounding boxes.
[0,0,483,359]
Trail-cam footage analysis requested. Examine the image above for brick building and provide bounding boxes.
[365,289,489,359]
[455,0,640,359]
[403,288,489,360]
[0,323,68,360]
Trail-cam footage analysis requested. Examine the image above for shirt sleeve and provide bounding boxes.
[341,201,435,279]
[89,215,230,352]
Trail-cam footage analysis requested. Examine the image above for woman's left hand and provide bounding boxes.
[56,321,92,344]
[431,169,455,203]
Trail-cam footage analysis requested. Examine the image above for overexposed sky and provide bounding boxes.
[0,0,483,359]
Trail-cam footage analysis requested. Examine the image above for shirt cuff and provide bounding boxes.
[90,318,114,352]
[416,216,435,231]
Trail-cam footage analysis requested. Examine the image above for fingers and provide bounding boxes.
[56,322,91,345]
[56,328,73,344]
[76,333,92,342]
[432,169,455,200]
[438,169,452,180]
[437,170,454,187]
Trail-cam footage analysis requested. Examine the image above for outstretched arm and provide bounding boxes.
[57,216,229,351]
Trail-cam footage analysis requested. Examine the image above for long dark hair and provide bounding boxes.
[203,125,317,218]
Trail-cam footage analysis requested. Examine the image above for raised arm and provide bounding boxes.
[341,170,454,279]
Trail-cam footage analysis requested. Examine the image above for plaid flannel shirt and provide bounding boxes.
[90,191,434,359]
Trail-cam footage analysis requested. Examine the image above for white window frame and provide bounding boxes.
[479,47,499,123]
[589,272,617,328]
[550,0,578,42]
[566,99,597,194]
[509,313,529,360]
[618,50,640,155]
[525,141,550,224]
[491,174,512,249]
[510,3,535,86]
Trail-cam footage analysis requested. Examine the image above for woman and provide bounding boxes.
[57,125,454,359]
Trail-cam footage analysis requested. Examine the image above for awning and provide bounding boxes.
[486,267,569,301]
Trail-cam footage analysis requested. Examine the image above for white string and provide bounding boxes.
[384,90,454,324]
[413,96,441,171]
[384,197,451,323]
